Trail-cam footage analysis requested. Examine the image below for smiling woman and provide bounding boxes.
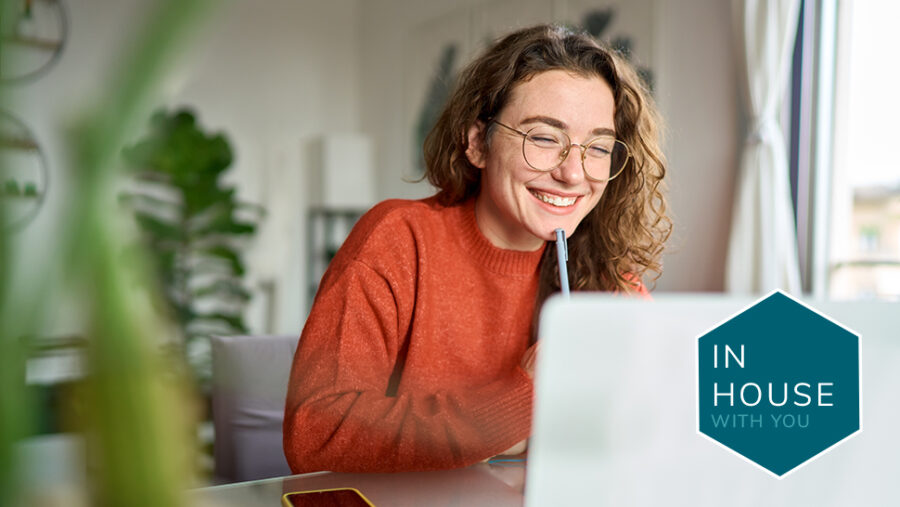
[466,70,618,251]
[283,24,671,474]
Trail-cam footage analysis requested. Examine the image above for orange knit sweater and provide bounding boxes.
[283,197,543,473]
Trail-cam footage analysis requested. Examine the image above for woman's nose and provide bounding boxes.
[552,144,586,184]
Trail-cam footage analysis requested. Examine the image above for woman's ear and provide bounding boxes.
[465,121,486,169]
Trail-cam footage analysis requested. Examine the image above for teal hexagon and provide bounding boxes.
[697,291,860,477]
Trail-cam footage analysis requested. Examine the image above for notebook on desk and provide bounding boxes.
[525,294,900,506]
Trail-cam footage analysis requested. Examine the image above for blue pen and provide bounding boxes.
[554,228,570,297]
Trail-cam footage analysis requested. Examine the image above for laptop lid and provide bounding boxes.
[526,294,900,506]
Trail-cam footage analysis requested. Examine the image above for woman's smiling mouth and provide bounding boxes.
[529,189,578,207]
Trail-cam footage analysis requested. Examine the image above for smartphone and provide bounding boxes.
[281,488,375,507]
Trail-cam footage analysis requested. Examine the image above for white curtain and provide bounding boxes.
[725,0,802,294]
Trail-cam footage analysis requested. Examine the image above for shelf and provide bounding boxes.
[0,136,40,151]
[1,34,63,52]
[1,193,42,200]
[306,207,366,308]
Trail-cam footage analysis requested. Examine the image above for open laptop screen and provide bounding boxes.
[526,294,900,506]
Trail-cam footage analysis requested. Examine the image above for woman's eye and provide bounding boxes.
[588,145,612,157]
[530,135,561,145]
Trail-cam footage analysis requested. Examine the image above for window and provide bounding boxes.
[792,1,900,300]
[826,0,900,300]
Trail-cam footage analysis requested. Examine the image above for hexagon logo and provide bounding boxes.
[697,290,861,477]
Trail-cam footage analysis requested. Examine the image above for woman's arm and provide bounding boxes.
[283,259,533,473]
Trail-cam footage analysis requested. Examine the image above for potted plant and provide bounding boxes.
[121,109,262,388]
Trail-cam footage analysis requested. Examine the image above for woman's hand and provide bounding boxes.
[483,438,527,464]
[519,342,540,379]
[498,438,527,456]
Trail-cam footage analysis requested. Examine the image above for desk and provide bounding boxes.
[194,462,526,507]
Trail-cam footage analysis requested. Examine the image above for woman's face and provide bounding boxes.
[469,69,616,251]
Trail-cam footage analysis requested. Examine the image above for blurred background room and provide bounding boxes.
[1,0,897,505]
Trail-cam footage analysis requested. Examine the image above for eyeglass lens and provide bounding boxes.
[522,126,628,181]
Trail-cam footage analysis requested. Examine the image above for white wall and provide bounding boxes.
[652,0,738,291]
[171,0,362,334]
[359,0,740,292]
[14,0,363,337]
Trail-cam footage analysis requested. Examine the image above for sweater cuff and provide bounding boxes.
[469,368,534,454]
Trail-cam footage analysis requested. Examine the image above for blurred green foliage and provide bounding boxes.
[1,0,216,506]
[1,1,35,503]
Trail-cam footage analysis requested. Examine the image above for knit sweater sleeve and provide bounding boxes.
[283,209,533,473]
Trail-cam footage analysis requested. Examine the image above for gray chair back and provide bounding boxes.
[211,334,299,483]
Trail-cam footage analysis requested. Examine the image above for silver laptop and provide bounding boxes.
[526,294,900,506]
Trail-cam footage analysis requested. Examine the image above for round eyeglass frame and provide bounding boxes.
[491,120,632,183]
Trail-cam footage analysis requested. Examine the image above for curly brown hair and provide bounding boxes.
[423,24,671,318]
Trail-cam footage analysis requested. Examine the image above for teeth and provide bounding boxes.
[531,190,576,207]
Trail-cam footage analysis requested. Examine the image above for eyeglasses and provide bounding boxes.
[491,120,631,183]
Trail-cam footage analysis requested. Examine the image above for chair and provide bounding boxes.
[211,334,299,483]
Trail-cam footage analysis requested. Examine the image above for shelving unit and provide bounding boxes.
[305,207,366,308]
[1,111,48,231]
[0,0,68,83]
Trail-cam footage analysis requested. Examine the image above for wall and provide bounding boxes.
[652,0,738,291]
[12,0,363,337]
[358,0,740,292]
[171,0,362,335]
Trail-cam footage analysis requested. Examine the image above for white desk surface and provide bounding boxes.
[194,462,526,507]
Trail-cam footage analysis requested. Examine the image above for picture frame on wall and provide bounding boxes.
[402,7,472,180]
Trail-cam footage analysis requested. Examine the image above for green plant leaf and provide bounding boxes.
[187,311,248,335]
[3,179,20,195]
[192,279,251,302]
[193,245,246,276]
[133,211,183,241]
[192,217,256,236]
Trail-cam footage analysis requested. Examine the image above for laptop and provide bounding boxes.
[525,294,900,506]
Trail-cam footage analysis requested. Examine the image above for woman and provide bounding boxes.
[283,24,670,473]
